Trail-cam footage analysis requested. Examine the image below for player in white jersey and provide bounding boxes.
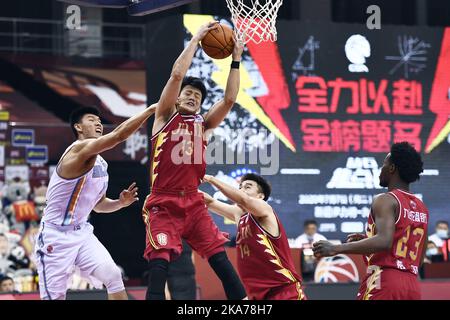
[34,104,156,300]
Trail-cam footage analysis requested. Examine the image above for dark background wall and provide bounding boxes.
[89,161,149,279]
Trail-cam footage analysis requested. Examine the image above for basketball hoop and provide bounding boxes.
[225,0,283,44]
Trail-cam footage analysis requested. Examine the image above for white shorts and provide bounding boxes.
[34,221,118,300]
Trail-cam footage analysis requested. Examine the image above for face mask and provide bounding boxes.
[426,248,438,256]
[437,229,448,239]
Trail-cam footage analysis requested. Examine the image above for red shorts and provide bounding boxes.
[248,282,307,300]
[265,282,307,300]
[357,267,421,300]
[142,189,229,262]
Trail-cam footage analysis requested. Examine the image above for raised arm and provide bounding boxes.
[76,104,156,161]
[204,37,244,130]
[200,191,243,224]
[313,193,397,257]
[154,21,219,125]
[203,175,272,219]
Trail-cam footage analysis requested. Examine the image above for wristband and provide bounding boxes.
[231,61,240,69]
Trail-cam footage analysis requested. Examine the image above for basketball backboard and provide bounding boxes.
[57,0,196,14]
[57,0,129,8]
[128,0,196,16]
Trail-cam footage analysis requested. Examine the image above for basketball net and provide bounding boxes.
[225,0,283,44]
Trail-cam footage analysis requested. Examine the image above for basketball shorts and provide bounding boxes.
[264,282,307,300]
[142,189,229,262]
[357,266,421,300]
[34,221,121,300]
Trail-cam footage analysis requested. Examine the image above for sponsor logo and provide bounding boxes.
[13,201,39,222]
[12,129,34,147]
[47,245,53,253]
[25,145,48,164]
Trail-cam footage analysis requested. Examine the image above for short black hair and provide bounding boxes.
[304,219,318,228]
[389,142,424,184]
[69,106,100,138]
[180,76,207,104]
[240,173,271,201]
[436,221,449,227]
[0,276,13,285]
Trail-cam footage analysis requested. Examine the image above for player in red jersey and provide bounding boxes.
[143,21,247,300]
[313,142,427,300]
[202,173,307,300]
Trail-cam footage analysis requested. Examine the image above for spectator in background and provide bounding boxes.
[289,220,327,282]
[419,241,444,279]
[290,220,327,248]
[0,276,16,293]
[424,241,442,263]
[429,221,449,248]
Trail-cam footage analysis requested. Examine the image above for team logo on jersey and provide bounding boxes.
[156,233,168,246]
[410,200,417,210]
[47,245,53,253]
[314,255,359,283]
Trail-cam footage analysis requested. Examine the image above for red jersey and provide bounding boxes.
[236,211,304,300]
[365,189,429,275]
[150,112,207,191]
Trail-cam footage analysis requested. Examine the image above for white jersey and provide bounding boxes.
[42,141,109,226]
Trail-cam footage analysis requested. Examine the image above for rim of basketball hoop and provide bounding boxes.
[225,0,283,44]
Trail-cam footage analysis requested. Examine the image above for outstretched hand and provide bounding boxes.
[193,21,219,42]
[232,33,245,60]
[119,182,139,207]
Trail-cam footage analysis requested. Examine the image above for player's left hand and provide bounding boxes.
[193,21,219,42]
[232,33,245,60]
[119,182,139,207]
[312,240,338,258]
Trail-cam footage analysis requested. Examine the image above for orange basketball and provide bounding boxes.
[201,23,235,59]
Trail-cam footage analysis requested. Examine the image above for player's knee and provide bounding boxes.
[148,258,169,277]
[93,263,124,294]
[146,259,170,300]
[208,251,228,265]
[208,251,246,300]
[108,264,123,282]
[208,251,235,280]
